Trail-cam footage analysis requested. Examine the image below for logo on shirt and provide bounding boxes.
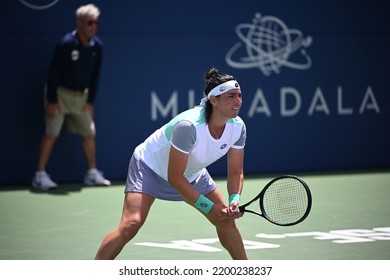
[220,144,227,150]
[71,50,80,61]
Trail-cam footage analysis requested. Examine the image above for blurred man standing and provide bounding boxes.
[32,4,110,190]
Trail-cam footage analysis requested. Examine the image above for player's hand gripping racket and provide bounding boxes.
[237,175,312,226]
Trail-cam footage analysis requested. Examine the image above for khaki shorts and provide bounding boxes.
[45,86,96,137]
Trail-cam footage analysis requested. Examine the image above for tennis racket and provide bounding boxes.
[237,175,312,226]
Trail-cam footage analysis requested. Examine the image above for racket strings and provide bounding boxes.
[261,177,309,225]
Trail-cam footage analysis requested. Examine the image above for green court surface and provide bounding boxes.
[0,171,389,260]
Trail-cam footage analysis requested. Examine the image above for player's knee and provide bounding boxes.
[118,218,144,241]
[214,218,237,230]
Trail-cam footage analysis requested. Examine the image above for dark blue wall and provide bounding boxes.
[1,0,389,185]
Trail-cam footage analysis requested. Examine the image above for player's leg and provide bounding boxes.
[95,192,155,259]
[205,188,247,260]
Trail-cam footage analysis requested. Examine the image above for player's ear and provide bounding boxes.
[210,96,217,107]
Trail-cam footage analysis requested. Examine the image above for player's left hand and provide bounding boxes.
[224,203,244,219]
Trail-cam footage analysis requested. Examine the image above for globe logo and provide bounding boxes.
[226,13,313,76]
[19,0,60,10]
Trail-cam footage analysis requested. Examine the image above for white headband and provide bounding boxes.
[207,80,240,100]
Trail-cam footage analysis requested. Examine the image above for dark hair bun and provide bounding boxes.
[205,67,219,80]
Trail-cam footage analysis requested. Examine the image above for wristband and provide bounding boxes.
[194,195,214,214]
[229,193,241,205]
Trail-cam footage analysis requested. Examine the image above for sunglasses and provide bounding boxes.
[87,20,99,26]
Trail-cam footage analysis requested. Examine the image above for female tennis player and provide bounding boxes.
[95,68,248,259]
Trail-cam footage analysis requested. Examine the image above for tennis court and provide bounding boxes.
[0,171,389,260]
